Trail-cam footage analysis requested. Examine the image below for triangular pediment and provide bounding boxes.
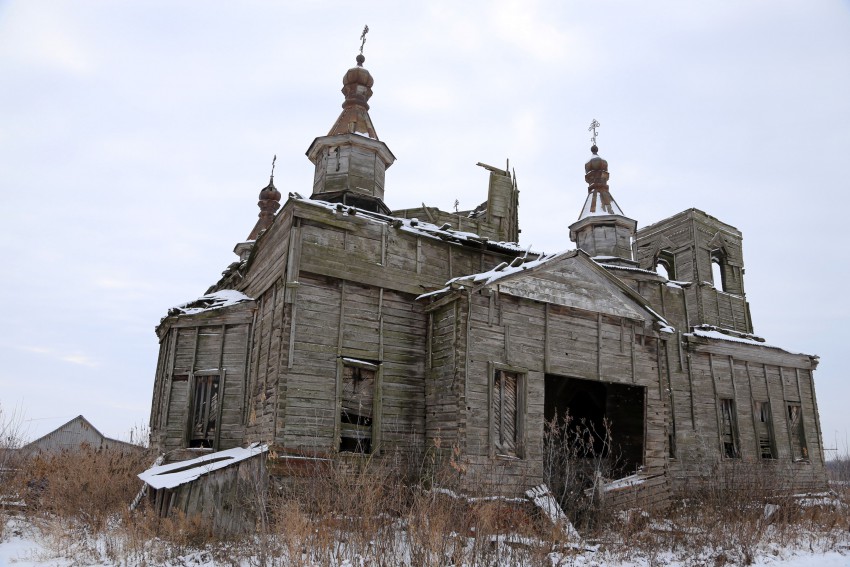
[478,251,661,324]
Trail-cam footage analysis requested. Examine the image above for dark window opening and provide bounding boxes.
[788,404,808,462]
[754,401,775,459]
[720,398,740,458]
[711,250,727,292]
[544,375,645,476]
[190,375,219,448]
[493,369,521,457]
[339,364,376,454]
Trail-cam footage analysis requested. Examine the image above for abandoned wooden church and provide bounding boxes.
[147,50,826,507]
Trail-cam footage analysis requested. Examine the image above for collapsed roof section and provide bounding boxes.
[139,443,268,490]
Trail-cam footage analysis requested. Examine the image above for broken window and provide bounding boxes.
[190,375,219,448]
[492,368,524,457]
[787,404,808,461]
[754,401,775,459]
[339,360,378,454]
[719,398,740,458]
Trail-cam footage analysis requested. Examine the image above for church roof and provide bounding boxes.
[577,190,626,219]
[167,290,254,317]
[290,193,526,254]
[419,248,674,330]
[327,53,379,139]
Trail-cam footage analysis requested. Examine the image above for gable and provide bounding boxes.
[466,251,662,325]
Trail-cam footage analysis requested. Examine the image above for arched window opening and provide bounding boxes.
[655,250,676,280]
[711,250,727,292]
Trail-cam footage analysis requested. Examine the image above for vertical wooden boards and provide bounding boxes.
[277,271,427,456]
[155,314,252,454]
[243,211,293,299]
[427,300,461,450]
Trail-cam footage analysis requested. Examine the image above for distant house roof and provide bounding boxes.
[21,415,141,453]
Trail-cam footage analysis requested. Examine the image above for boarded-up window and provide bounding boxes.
[719,398,739,458]
[190,375,219,448]
[493,369,521,457]
[754,401,775,459]
[788,404,808,461]
[339,363,376,454]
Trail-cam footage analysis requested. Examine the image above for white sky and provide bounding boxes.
[1,1,848,453]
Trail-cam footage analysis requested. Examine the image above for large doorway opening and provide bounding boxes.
[544,375,645,487]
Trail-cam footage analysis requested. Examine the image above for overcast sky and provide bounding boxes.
[1,1,848,453]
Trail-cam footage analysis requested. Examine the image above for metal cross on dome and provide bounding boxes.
[359,25,369,54]
[588,119,600,146]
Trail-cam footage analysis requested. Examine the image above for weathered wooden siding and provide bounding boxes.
[444,285,670,499]
[426,299,463,452]
[274,272,427,457]
[634,209,751,334]
[241,208,293,299]
[157,451,267,535]
[244,281,286,444]
[151,308,253,456]
[240,199,515,457]
[666,339,825,493]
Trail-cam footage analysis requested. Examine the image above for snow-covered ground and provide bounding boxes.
[2,515,849,567]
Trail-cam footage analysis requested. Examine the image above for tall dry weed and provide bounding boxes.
[18,445,153,531]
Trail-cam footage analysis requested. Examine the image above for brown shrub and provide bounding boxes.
[17,445,154,530]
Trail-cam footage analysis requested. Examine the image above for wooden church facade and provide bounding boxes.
[148,52,826,505]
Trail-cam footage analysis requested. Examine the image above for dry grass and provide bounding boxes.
[2,440,849,566]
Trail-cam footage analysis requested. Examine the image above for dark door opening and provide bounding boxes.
[544,375,645,478]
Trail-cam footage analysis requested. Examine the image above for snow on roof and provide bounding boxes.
[290,193,528,254]
[138,443,268,490]
[169,289,253,316]
[441,250,573,290]
[687,325,768,346]
[595,262,664,277]
[417,250,673,329]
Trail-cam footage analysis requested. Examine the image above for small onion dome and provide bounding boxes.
[585,144,609,173]
[341,54,374,108]
[259,178,281,204]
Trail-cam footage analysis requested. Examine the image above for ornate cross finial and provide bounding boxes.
[270,154,277,180]
[359,25,369,55]
[588,119,600,147]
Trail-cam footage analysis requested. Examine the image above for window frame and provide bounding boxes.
[488,362,527,459]
[335,357,382,455]
[710,249,728,292]
[753,400,776,459]
[787,403,809,462]
[719,397,740,459]
[655,249,676,280]
[185,369,224,450]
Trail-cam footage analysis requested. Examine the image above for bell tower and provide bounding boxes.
[569,122,637,263]
[306,29,395,214]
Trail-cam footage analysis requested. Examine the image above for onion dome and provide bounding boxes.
[584,145,610,192]
[578,144,624,218]
[328,54,379,139]
[247,174,282,240]
[258,177,281,205]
